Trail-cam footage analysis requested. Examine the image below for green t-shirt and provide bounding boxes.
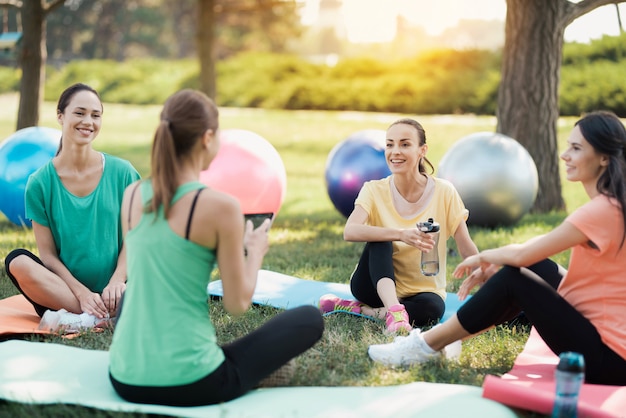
[109,181,224,387]
[25,153,140,292]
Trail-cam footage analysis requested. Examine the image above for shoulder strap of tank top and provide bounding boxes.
[185,188,204,240]
[127,182,142,231]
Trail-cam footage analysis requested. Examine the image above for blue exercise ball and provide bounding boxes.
[437,132,538,227]
[0,127,61,227]
[325,129,391,218]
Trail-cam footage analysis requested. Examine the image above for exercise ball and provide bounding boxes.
[325,129,391,218]
[0,127,61,227]
[199,129,286,216]
[438,132,538,227]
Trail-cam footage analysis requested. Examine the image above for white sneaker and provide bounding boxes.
[368,329,442,367]
[38,309,102,333]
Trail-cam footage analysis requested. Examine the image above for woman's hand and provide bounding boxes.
[455,258,500,300]
[243,218,270,260]
[400,228,435,252]
[102,281,126,317]
[77,289,109,318]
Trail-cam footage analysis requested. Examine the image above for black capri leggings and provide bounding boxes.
[110,305,324,406]
[457,259,626,385]
[350,241,445,327]
[4,248,51,317]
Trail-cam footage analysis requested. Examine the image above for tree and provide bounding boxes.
[196,0,301,99]
[0,0,65,130]
[497,0,626,213]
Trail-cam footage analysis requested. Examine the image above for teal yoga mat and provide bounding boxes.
[0,340,517,418]
[208,269,469,322]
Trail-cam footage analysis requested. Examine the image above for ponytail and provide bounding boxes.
[148,119,179,216]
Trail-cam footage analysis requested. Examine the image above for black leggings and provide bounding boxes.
[350,241,444,327]
[110,305,324,406]
[457,259,626,385]
[4,248,51,317]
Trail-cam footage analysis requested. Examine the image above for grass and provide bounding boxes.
[0,93,585,417]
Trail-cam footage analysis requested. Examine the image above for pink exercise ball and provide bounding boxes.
[199,129,287,215]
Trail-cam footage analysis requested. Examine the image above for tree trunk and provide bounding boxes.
[497,0,567,213]
[16,0,45,130]
[197,0,216,99]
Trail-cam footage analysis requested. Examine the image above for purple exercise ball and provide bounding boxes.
[325,130,391,218]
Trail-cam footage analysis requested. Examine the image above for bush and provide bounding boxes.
[0,67,20,93]
[2,34,624,117]
[560,60,626,117]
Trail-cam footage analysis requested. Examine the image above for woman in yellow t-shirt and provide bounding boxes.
[320,118,487,335]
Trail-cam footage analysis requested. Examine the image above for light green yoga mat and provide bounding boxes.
[0,340,518,417]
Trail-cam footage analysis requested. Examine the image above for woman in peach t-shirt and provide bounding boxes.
[368,110,626,385]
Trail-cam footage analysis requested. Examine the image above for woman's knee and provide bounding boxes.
[296,305,325,335]
[5,249,41,275]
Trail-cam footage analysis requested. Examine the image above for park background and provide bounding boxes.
[1,1,626,417]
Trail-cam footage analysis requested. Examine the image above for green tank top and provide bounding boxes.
[109,181,224,386]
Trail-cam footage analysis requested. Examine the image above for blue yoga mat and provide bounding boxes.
[207,269,468,322]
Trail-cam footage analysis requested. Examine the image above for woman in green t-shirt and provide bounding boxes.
[4,83,140,331]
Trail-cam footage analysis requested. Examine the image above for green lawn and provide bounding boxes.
[0,93,583,417]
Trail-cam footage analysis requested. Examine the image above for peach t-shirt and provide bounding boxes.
[560,194,626,360]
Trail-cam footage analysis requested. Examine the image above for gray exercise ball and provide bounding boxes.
[437,132,538,227]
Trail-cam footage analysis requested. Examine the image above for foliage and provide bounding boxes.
[41,0,302,62]
[562,32,626,65]
[0,66,20,93]
[30,35,625,117]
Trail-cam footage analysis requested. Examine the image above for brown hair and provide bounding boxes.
[148,89,219,216]
[575,110,626,247]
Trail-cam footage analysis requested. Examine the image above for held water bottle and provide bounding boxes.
[417,218,440,276]
[552,352,585,418]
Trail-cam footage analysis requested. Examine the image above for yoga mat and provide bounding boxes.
[207,269,468,322]
[0,340,518,418]
[482,328,626,417]
[0,294,49,338]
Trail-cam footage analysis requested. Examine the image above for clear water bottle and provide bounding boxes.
[552,352,585,418]
[417,218,440,276]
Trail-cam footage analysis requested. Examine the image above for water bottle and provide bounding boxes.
[417,218,440,276]
[552,352,585,418]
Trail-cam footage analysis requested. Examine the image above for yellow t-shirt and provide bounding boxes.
[561,194,626,360]
[353,176,468,299]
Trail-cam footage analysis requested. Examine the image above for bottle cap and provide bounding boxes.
[557,352,585,373]
[418,218,440,233]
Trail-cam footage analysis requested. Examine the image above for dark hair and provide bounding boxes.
[55,83,102,156]
[388,118,435,174]
[149,89,219,216]
[575,110,626,247]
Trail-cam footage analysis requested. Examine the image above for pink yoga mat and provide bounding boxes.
[482,328,626,417]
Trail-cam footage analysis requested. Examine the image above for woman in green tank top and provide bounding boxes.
[108,89,324,406]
